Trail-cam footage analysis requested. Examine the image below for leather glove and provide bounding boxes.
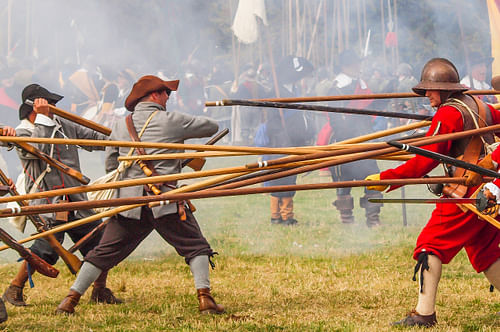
[365,173,388,191]
[480,185,499,215]
[465,154,496,187]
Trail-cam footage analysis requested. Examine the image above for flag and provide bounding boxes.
[231,0,268,44]
[487,0,500,77]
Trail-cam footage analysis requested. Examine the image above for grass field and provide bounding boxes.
[0,154,499,331]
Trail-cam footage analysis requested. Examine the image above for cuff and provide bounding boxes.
[34,113,56,127]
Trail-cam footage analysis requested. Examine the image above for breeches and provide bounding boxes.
[85,207,214,271]
[414,203,500,273]
[29,218,103,266]
[330,160,380,196]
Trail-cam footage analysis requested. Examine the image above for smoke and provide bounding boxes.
[0,0,494,261]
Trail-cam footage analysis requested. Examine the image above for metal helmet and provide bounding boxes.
[412,58,467,96]
[492,75,500,91]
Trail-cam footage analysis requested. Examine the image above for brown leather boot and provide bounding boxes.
[197,288,224,314]
[0,298,7,323]
[332,195,354,224]
[2,285,26,307]
[90,287,123,304]
[392,310,437,327]
[3,261,30,306]
[55,290,81,314]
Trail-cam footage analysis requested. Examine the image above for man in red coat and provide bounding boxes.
[366,59,500,327]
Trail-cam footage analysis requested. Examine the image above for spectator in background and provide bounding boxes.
[205,61,233,142]
[259,56,314,225]
[231,63,269,144]
[461,52,496,103]
[324,49,384,227]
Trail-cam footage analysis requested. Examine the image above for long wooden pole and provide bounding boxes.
[0,119,431,153]
[0,148,407,206]
[244,123,500,170]
[205,90,500,106]
[0,167,82,274]
[0,135,320,154]
[0,177,470,219]
[0,123,491,205]
[213,124,500,191]
[24,101,111,136]
[0,171,249,251]
[214,99,431,120]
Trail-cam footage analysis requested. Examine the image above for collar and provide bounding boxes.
[134,102,166,112]
[34,113,56,127]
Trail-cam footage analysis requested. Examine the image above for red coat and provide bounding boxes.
[380,103,500,272]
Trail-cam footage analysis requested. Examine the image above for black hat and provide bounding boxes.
[469,51,494,67]
[337,49,361,68]
[276,56,313,84]
[19,84,63,120]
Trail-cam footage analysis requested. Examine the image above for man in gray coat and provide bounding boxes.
[56,75,224,315]
[3,84,121,307]
[0,123,16,324]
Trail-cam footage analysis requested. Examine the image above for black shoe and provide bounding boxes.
[271,218,282,224]
[392,310,437,327]
[281,218,298,225]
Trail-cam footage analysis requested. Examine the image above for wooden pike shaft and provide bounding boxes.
[0,172,248,251]
[0,148,409,206]
[245,123,500,169]
[0,129,90,184]
[118,120,430,162]
[336,120,431,144]
[217,99,431,120]
[47,104,112,136]
[205,90,500,105]
[216,124,500,191]
[0,135,321,155]
[0,167,82,274]
[25,100,111,136]
[0,118,431,155]
[117,150,411,162]
[0,177,471,219]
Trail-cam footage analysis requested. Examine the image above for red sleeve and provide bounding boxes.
[380,105,464,190]
[489,104,500,125]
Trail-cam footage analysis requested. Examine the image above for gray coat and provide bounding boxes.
[16,116,107,225]
[105,101,219,220]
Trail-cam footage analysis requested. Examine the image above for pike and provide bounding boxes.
[368,197,492,212]
[387,141,500,179]
[205,89,500,105]
[68,128,229,254]
[182,128,229,168]
[0,168,82,274]
[2,123,497,207]
[24,99,111,136]
[214,99,431,120]
[0,177,473,219]
[0,128,90,185]
[0,227,59,278]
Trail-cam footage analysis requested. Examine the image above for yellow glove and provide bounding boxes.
[365,173,388,191]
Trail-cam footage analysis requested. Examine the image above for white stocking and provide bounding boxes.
[415,254,442,315]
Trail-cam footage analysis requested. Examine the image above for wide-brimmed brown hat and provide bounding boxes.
[125,75,179,112]
[492,75,500,91]
[19,84,63,120]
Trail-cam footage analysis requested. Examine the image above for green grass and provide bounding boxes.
[0,154,498,331]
